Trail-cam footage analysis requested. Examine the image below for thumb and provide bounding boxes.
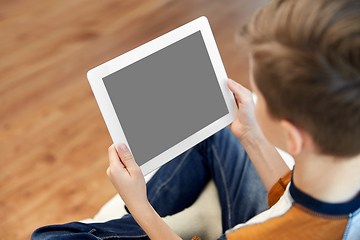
[117,143,138,170]
[227,78,250,104]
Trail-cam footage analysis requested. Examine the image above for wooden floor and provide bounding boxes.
[0,0,268,239]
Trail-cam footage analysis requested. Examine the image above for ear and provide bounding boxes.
[280,120,303,156]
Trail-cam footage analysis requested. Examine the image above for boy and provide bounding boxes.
[32,0,360,239]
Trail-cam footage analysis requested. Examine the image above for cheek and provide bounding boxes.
[255,103,283,148]
[255,104,271,140]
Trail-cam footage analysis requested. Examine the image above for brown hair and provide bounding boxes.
[242,0,360,157]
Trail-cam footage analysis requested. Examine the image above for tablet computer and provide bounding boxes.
[87,16,237,175]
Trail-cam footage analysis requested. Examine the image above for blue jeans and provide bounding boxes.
[31,127,268,240]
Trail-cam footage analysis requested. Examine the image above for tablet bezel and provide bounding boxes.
[87,16,237,175]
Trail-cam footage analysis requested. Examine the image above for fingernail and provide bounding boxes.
[120,144,128,151]
[229,79,235,85]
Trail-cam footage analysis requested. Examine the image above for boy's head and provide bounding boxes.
[242,0,360,158]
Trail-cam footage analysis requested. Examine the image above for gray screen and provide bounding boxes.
[103,31,228,166]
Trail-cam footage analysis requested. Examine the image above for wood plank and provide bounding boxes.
[0,0,268,239]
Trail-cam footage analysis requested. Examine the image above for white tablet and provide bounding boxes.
[87,16,237,176]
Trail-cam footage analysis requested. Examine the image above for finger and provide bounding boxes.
[227,79,250,103]
[228,79,240,108]
[108,144,124,168]
[117,143,138,170]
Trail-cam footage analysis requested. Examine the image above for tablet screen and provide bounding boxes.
[102,31,228,166]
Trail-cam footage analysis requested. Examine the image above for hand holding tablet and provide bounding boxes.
[87,16,237,175]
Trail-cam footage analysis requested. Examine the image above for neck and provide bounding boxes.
[293,151,360,204]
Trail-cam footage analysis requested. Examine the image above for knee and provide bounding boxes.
[30,223,96,240]
[31,226,52,240]
[205,126,238,149]
[31,226,69,240]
